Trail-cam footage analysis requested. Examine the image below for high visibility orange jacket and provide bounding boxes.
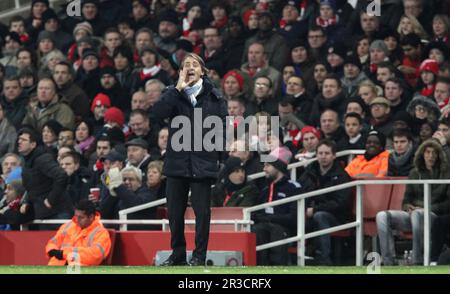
[345,150,390,178]
[45,212,111,266]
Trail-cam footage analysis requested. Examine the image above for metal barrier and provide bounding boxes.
[243,179,450,266]
[0,0,60,21]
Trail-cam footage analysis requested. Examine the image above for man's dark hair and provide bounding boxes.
[113,45,134,64]
[279,96,295,107]
[400,33,422,47]
[308,25,326,36]
[18,127,41,145]
[75,199,96,216]
[228,96,246,106]
[385,77,405,89]
[344,112,363,124]
[323,73,342,88]
[60,151,81,165]
[439,116,450,128]
[55,61,75,77]
[391,128,413,141]
[255,75,273,89]
[436,77,450,86]
[377,61,396,73]
[9,15,25,27]
[3,75,21,85]
[130,109,150,120]
[316,138,337,154]
[97,135,112,145]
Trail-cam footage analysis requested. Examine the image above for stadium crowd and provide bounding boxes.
[0,0,450,266]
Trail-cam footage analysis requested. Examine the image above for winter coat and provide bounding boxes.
[152,77,228,179]
[309,92,347,127]
[22,146,70,219]
[45,212,111,266]
[58,82,90,120]
[66,167,91,206]
[0,118,16,158]
[211,181,259,207]
[300,161,353,223]
[100,185,157,230]
[0,92,29,129]
[403,140,450,215]
[254,176,302,230]
[22,97,75,131]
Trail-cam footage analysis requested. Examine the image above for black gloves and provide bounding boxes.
[48,249,64,260]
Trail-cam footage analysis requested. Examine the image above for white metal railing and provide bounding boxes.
[116,150,366,225]
[0,0,60,21]
[243,179,450,266]
[21,219,253,232]
[25,150,366,232]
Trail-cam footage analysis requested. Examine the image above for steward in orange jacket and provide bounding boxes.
[345,130,390,178]
[46,200,111,266]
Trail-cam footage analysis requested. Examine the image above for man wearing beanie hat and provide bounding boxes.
[40,8,73,52]
[211,156,259,207]
[73,22,93,39]
[296,126,321,161]
[154,9,179,54]
[104,107,124,128]
[90,93,111,134]
[1,32,22,71]
[98,66,130,113]
[299,139,352,265]
[223,70,245,99]
[342,54,368,98]
[251,146,302,265]
[345,130,389,178]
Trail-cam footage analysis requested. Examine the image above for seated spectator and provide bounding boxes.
[74,120,95,163]
[1,153,22,192]
[0,103,17,159]
[388,128,416,177]
[251,147,301,265]
[125,138,152,182]
[211,156,259,207]
[295,126,321,162]
[58,128,75,149]
[101,166,157,230]
[369,97,394,138]
[338,112,366,151]
[299,139,352,265]
[358,79,381,106]
[0,167,32,229]
[417,59,439,97]
[146,160,166,201]
[345,130,390,178]
[150,127,168,161]
[419,121,437,144]
[59,152,90,206]
[41,119,62,156]
[377,139,450,265]
[45,200,111,266]
[319,109,345,143]
[406,95,441,132]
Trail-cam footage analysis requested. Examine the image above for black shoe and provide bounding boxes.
[188,256,205,266]
[160,255,187,266]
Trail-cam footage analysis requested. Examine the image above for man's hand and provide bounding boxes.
[20,204,28,214]
[404,204,417,214]
[44,199,52,209]
[433,131,447,146]
[175,68,196,91]
[306,207,314,218]
[48,249,64,260]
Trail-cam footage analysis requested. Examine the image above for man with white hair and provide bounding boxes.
[100,165,157,230]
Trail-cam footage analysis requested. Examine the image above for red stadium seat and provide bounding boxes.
[184,207,245,231]
[102,229,116,265]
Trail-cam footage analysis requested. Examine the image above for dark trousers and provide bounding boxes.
[309,211,339,262]
[431,215,450,263]
[252,222,290,265]
[166,176,212,261]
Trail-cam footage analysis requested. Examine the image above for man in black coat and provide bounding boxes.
[17,128,71,226]
[152,53,227,266]
[299,139,352,265]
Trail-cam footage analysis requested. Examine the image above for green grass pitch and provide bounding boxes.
[0,266,449,274]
